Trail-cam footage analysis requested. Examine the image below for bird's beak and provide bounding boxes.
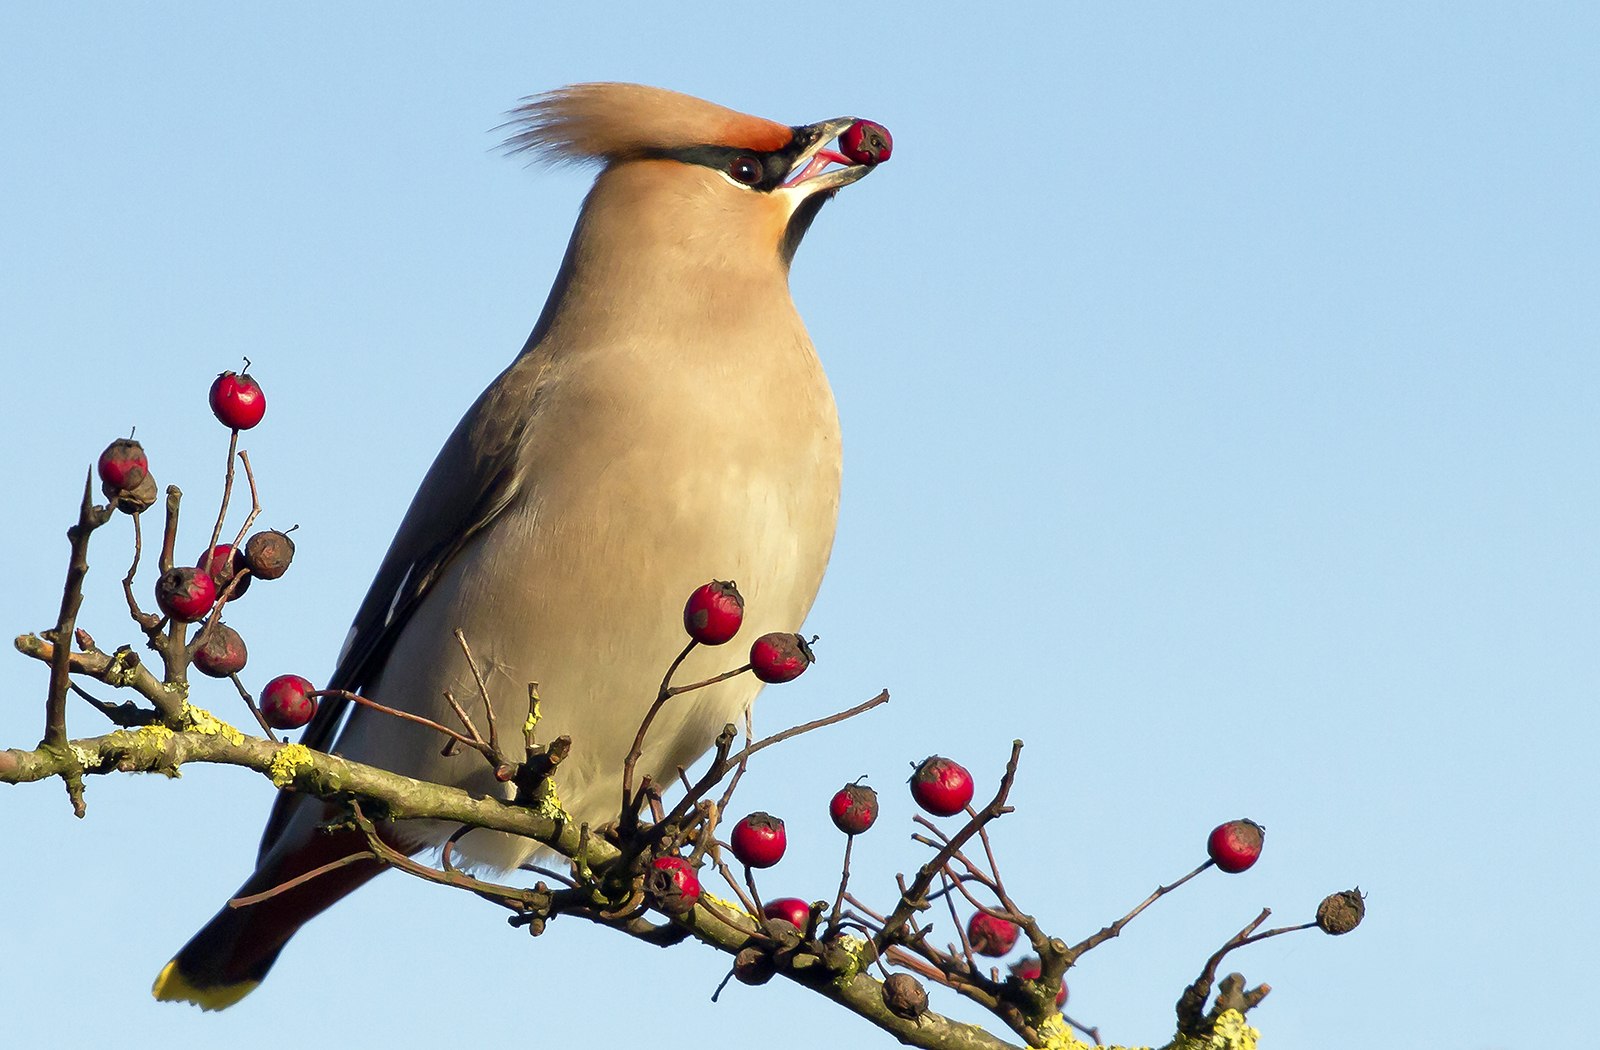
[780,116,877,196]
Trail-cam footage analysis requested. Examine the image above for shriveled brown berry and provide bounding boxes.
[244,529,296,580]
[110,471,159,515]
[1316,888,1366,935]
[733,947,775,986]
[193,623,248,678]
[881,972,928,1021]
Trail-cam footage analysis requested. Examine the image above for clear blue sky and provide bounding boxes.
[3,5,1595,1048]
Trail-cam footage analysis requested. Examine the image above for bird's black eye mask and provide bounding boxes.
[646,126,820,192]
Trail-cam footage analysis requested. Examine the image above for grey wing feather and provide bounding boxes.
[255,353,549,859]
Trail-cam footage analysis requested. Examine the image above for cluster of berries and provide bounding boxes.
[97,368,312,731]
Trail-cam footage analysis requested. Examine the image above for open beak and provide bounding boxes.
[780,116,877,196]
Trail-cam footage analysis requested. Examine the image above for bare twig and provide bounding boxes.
[875,740,1022,955]
[43,473,113,749]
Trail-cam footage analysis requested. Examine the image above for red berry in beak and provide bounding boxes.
[761,897,813,935]
[198,544,251,597]
[1207,819,1265,873]
[193,623,249,678]
[683,579,744,645]
[909,755,974,816]
[839,119,893,166]
[729,811,787,869]
[829,782,879,835]
[260,673,318,730]
[96,438,148,491]
[646,855,703,915]
[243,529,296,580]
[209,370,267,430]
[155,567,217,623]
[966,912,1021,957]
[749,632,815,684]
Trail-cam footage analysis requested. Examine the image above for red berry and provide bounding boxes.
[155,567,217,623]
[683,579,744,645]
[260,674,318,730]
[839,119,893,166]
[829,782,880,835]
[646,855,702,915]
[193,623,248,678]
[96,438,148,491]
[1011,957,1068,1007]
[729,811,787,868]
[209,370,267,430]
[1207,819,1265,873]
[909,755,974,817]
[749,632,815,684]
[761,897,813,934]
[197,544,251,597]
[966,912,1021,957]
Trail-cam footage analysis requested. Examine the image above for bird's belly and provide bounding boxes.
[332,435,838,869]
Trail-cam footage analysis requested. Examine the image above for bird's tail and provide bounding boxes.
[153,816,385,1010]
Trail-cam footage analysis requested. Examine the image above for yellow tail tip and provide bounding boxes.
[152,958,259,1011]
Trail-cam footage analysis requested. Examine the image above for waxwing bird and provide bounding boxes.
[153,83,888,1009]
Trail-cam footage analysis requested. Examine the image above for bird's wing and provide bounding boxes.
[256,352,550,859]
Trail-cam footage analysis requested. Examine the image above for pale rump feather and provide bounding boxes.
[501,82,792,164]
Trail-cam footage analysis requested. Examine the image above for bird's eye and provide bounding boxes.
[728,155,764,186]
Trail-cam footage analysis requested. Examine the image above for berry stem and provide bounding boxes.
[825,832,855,939]
[1065,858,1215,964]
[874,740,1023,957]
[202,428,241,582]
[620,639,697,827]
[320,688,487,755]
[228,672,279,742]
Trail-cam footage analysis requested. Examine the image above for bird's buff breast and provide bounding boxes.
[340,346,840,867]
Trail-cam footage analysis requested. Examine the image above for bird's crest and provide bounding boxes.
[501,83,793,165]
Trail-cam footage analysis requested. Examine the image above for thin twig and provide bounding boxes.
[228,852,373,908]
[453,629,500,756]
[43,473,112,749]
[1067,859,1214,963]
[318,688,484,754]
[875,740,1022,954]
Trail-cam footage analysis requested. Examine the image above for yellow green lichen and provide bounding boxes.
[528,778,567,823]
[700,890,749,916]
[829,934,867,987]
[1171,1011,1259,1050]
[268,743,316,787]
[178,703,245,745]
[68,744,97,770]
[134,723,176,745]
[1037,1015,1094,1050]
